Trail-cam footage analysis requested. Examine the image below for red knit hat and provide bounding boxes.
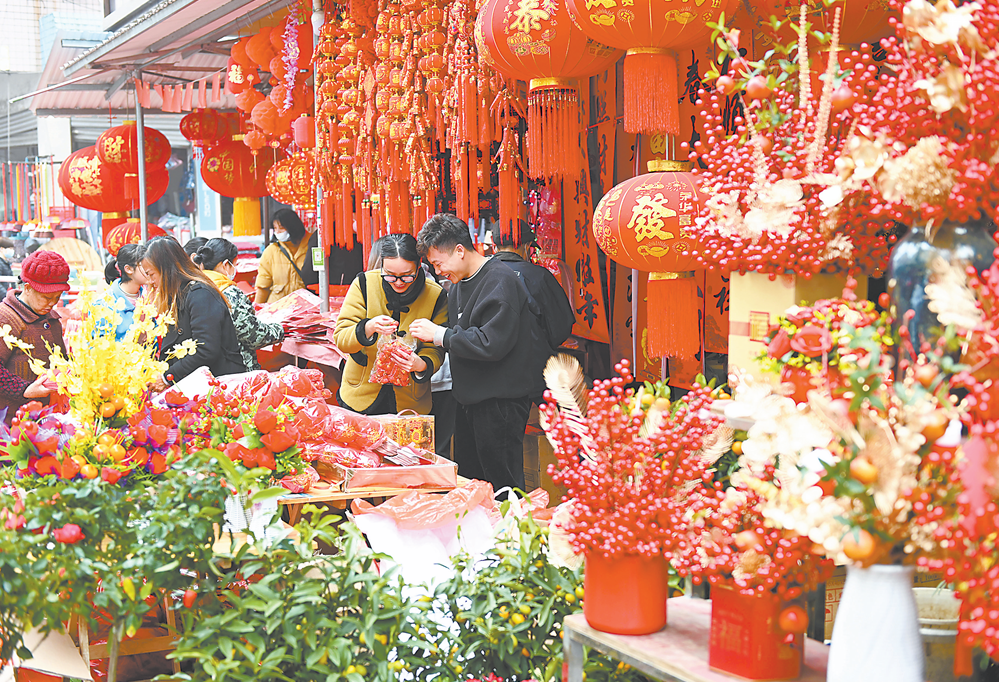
[20,251,71,294]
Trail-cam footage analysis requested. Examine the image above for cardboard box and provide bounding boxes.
[3,625,93,681]
[729,272,867,380]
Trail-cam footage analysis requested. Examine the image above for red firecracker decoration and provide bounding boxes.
[592,160,702,359]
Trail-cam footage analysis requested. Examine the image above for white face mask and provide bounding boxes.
[274,230,291,243]
[1,249,13,260]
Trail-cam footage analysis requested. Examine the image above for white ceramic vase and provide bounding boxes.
[827,564,924,682]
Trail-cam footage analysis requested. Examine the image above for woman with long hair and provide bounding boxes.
[194,238,284,371]
[141,237,244,390]
[103,243,149,341]
[332,233,448,415]
[255,208,310,304]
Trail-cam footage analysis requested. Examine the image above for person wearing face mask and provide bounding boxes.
[0,250,69,421]
[332,233,448,415]
[0,238,15,299]
[103,244,149,341]
[194,238,285,371]
[255,209,310,304]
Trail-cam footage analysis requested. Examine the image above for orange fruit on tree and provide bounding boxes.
[109,444,128,462]
[849,456,879,485]
[112,396,126,411]
[92,444,109,460]
[97,383,114,399]
[81,464,99,479]
[921,410,949,443]
[100,402,117,419]
[97,433,117,447]
[842,528,878,562]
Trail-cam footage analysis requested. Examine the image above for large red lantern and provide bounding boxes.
[566,0,736,135]
[180,108,222,149]
[201,136,279,236]
[592,160,702,359]
[475,0,620,181]
[96,122,172,174]
[58,146,168,231]
[104,219,168,257]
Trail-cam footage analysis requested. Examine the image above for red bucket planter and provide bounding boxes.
[709,585,804,680]
[583,552,670,635]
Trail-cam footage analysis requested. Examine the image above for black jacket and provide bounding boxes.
[494,251,576,401]
[160,281,245,383]
[442,257,533,405]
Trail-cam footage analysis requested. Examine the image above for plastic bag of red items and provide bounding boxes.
[369,334,414,387]
[218,367,331,412]
[278,465,320,493]
[314,444,381,469]
[293,401,385,450]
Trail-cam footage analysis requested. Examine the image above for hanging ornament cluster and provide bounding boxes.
[266,151,318,223]
[227,15,315,155]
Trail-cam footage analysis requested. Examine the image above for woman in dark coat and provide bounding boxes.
[140,237,244,390]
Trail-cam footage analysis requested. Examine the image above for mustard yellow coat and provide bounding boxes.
[333,270,448,414]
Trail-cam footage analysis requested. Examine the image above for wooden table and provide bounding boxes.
[279,477,469,524]
[563,598,829,682]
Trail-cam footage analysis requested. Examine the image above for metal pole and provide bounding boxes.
[318,189,329,314]
[631,133,641,370]
[134,73,148,243]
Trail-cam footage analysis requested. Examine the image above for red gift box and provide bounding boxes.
[709,584,803,681]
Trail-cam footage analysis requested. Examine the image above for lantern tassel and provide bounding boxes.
[624,49,679,135]
[233,197,261,236]
[527,81,579,182]
[646,272,698,360]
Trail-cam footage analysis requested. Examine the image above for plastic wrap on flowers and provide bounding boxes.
[278,465,320,493]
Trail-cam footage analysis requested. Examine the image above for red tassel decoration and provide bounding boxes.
[527,80,579,182]
[646,272,699,360]
[624,49,679,135]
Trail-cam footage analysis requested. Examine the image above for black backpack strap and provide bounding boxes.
[276,242,307,285]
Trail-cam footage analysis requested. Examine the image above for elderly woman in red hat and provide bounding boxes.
[0,250,69,420]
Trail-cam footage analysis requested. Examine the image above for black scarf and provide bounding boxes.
[381,266,426,320]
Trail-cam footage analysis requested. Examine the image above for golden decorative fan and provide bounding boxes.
[542,353,596,460]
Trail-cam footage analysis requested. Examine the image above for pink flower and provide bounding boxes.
[767,329,792,359]
[52,523,85,544]
[789,326,833,358]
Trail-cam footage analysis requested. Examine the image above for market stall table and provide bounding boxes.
[279,476,471,525]
[562,599,828,682]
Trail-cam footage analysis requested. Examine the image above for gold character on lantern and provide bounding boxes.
[510,0,552,33]
[650,134,668,155]
[102,137,124,164]
[629,193,676,243]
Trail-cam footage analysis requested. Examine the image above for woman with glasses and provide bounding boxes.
[333,233,447,415]
[194,238,284,371]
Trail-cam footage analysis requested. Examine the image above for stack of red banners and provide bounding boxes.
[256,289,347,364]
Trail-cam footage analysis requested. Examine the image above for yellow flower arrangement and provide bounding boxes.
[28,289,176,427]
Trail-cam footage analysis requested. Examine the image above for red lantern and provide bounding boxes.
[231,36,255,68]
[96,122,172,174]
[180,108,222,148]
[269,56,287,79]
[265,152,316,212]
[293,116,316,148]
[592,160,702,359]
[251,99,279,134]
[247,28,277,69]
[476,0,620,181]
[58,146,166,213]
[236,88,264,113]
[566,0,736,134]
[244,129,268,152]
[226,59,249,94]
[104,219,168,257]
[201,136,279,236]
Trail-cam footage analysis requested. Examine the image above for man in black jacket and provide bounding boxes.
[411,214,533,490]
[491,226,575,407]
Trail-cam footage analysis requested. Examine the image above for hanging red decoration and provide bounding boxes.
[565,0,736,134]
[201,136,279,236]
[225,59,249,94]
[251,99,279,134]
[243,129,268,152]
[104,219,168,257]
[231,36,255,69]
[247,28,277,69]
[236,88,264,113]
[475,0,620,181]
[123,167,170,207]
[265,152,316,213]
[96,122,172,174]
[57,145,167,212]
[592,160,703,359]
[179,108,222,148]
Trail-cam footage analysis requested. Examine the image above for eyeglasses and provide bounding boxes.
[382,272,417,283]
